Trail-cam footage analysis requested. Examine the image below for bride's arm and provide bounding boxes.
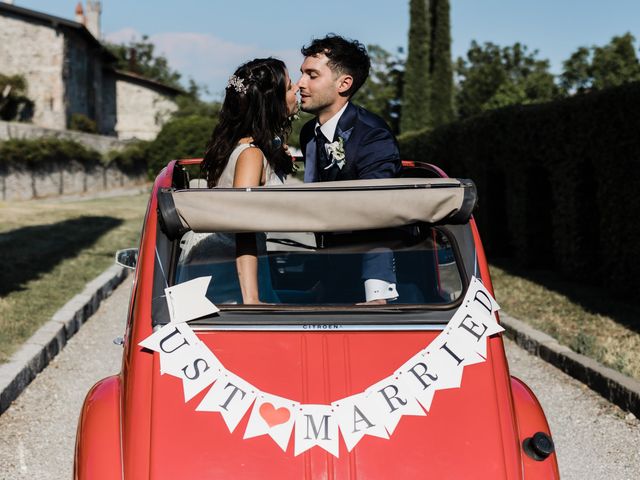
[233,147,265,304]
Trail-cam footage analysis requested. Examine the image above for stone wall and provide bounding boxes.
[0,12,66,129]
[0,120,129,154]
[115,77,178,141]
[0,162,147,201]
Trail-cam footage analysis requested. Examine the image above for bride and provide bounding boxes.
[198,58,299,304]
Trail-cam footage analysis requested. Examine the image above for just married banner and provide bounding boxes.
[139,276,504,457]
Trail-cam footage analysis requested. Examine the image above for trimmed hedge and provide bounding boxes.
[0,138,102,169]
[0,138,148,176]
[399,81,640,296]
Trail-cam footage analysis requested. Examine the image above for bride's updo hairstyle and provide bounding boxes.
[202,58,293,187]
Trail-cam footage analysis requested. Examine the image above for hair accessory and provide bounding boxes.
[272,135,282,149]
[227,74,248,94]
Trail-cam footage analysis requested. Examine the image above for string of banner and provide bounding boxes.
[139,276,504,457]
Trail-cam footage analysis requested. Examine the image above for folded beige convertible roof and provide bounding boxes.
[157,178,477,238]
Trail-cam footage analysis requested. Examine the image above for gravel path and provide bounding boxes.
[505,338,640,479]
[0,277,130,479]
[0,278,638,479]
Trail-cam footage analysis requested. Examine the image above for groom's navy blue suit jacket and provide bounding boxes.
[300,102,401,287]
[300,102,401,182]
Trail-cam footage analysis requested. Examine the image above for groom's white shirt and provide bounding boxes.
[314,102,398,303]
[315,102,348,143]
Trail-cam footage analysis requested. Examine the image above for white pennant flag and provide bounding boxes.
[178,342,225,402]
[138,322,202,375]
[332,393,389,452]
[425,347,465,391]
[196,371,258,433]
[139,322,200,353]
[244,393,299,452]
[464,276,501,315]
[365,374,426,435]
[294,404,340,457]
[165,276,219,323]
[395,350,441,412]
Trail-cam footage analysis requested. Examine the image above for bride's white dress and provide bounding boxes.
[177,143,284,303]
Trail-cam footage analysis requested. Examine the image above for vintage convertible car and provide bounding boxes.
[74,159,559,479]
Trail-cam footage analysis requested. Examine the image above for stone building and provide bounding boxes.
[0,1,180,140]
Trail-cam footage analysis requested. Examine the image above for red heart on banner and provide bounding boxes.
[259,402,290,427]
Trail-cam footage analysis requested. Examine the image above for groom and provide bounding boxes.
[298,35,401,303]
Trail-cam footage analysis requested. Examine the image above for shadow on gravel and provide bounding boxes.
[0,216,122,296]
[491,257,640,335]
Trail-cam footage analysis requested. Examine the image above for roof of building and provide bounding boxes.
[0,2,116,61]
[1,2,185,95]
[114,70,184,96]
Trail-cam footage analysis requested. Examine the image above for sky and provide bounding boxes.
[12,0,640,99]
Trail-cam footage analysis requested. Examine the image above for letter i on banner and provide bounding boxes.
[294,404,340,457]
[196,371,258,433]
[332,393,389,452]
[244,393,299,452]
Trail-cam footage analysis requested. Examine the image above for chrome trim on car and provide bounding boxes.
[188,324,446,331]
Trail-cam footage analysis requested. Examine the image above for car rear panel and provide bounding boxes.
[146,330,521,479]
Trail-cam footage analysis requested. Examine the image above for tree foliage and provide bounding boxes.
[560,33,640,94]
[429,0,454,126]
[0,74,33,122]
[354,45,404,133]
[146,115,215,177]
[455,41,558,118]
[401,0,431,132]
[173,79,221,119]
[106,35,182,90]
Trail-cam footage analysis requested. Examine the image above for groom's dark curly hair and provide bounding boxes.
[301,34,371,97]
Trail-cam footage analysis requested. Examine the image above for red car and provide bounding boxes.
[74,159,559,479]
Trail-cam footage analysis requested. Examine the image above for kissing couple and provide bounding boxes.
[199,34,401,305]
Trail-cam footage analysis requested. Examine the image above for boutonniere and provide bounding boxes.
[324,136,346,170]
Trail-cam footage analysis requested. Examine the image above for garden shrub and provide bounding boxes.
[146,114,215,177]
[69,113,98,134]
[399,81,640,296]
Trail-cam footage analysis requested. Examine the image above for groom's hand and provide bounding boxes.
[356,299,388,305]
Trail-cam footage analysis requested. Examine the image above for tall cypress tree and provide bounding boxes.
[401,0,431,133]
[429,0,454,126]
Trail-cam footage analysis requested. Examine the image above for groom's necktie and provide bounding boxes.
[315,126,329,173]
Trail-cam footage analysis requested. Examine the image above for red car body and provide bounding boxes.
[74,159,560,479]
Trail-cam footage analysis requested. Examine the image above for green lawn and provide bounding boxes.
[0,192,148,363]
[491,263,640,381]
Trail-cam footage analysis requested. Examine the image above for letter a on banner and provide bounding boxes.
[294,404,339,457]
[332,393,389,452]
